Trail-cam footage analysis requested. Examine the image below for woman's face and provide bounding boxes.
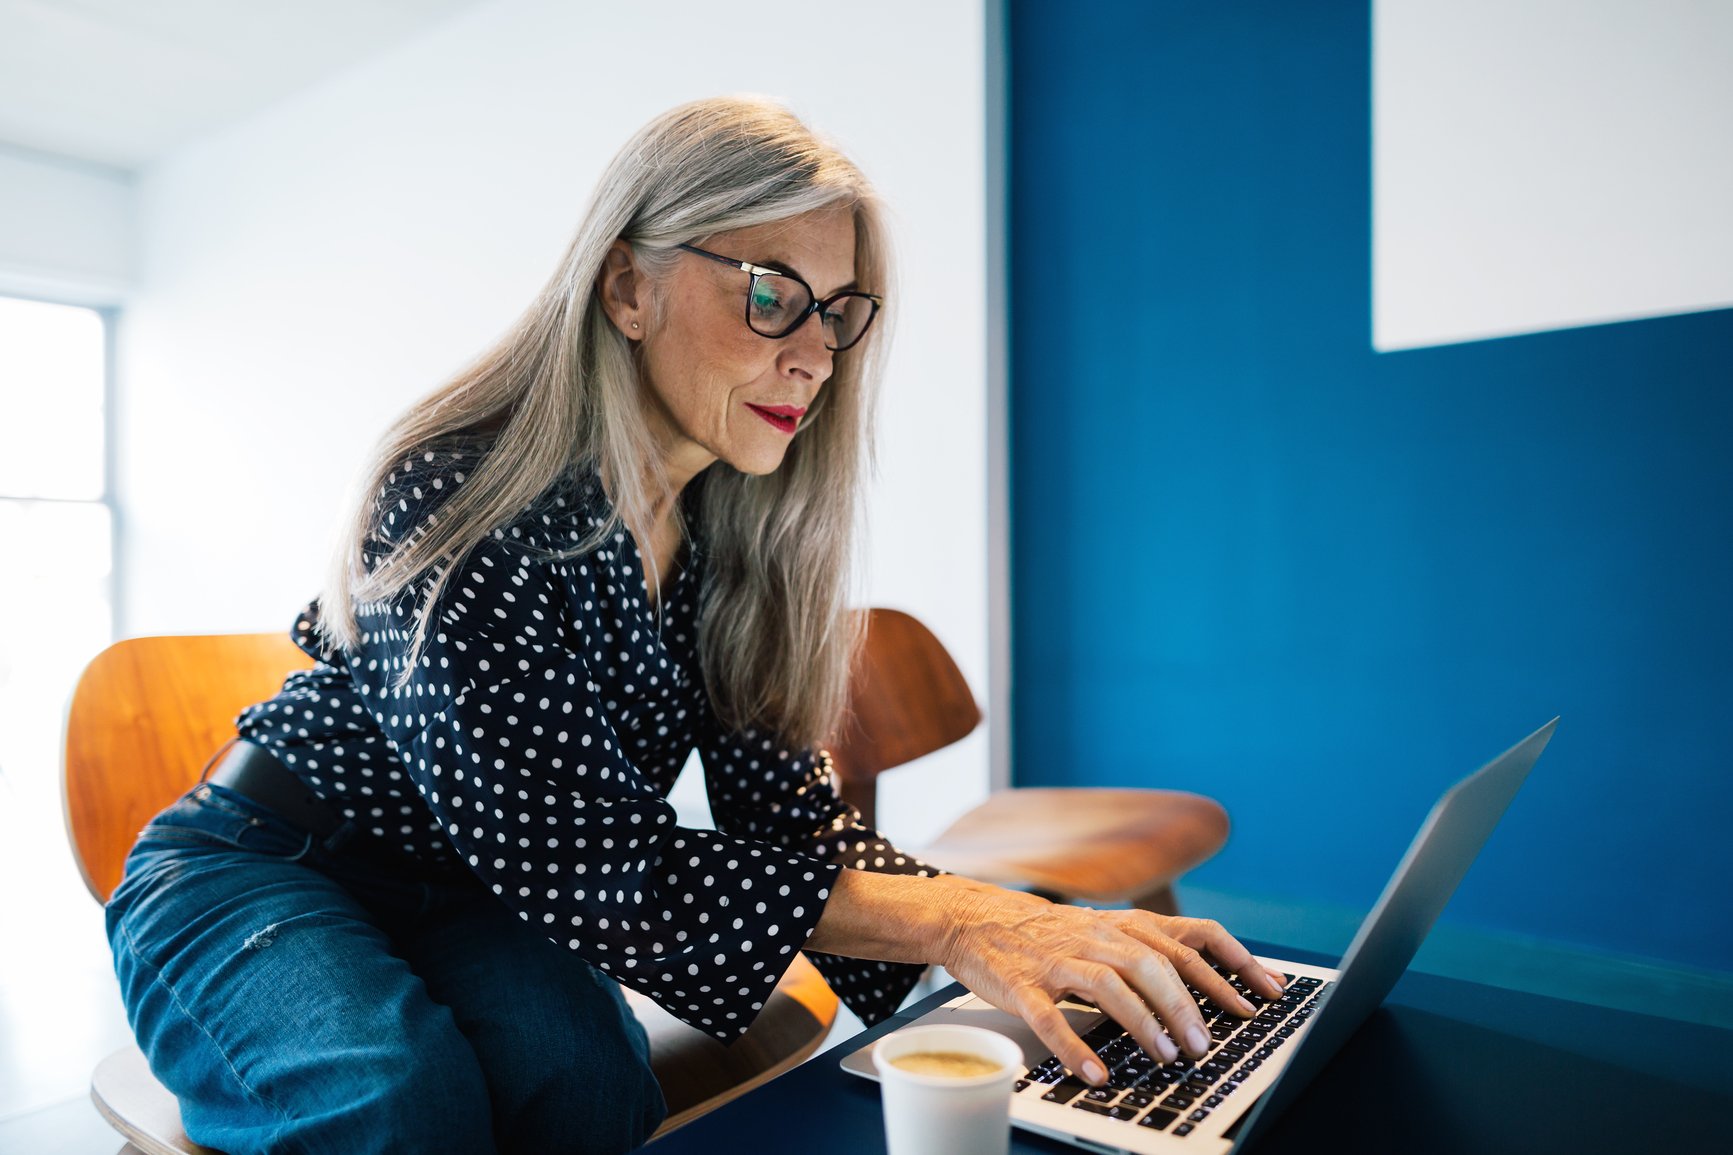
[606,206,858,485]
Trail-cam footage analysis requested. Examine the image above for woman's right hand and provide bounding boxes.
[932,880,1285,1086]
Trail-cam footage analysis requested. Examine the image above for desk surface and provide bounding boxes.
[646,942,1733,1153]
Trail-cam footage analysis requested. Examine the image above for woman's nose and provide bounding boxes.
[778,312,834,381]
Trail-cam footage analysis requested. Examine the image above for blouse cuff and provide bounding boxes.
[604,832,845,1042]
[803,952,930,1026]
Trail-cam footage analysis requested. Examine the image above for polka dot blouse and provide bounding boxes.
[236,447,940,1040]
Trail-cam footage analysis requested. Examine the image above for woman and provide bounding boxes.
[104,96,1277,1155]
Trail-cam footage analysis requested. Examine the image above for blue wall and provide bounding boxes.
[1008,0,1733,969]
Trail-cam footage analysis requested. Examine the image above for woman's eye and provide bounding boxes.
[750,281,787,316]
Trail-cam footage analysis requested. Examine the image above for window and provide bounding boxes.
[0,296,114,811]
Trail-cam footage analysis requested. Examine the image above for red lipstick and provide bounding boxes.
[745,403,806,434]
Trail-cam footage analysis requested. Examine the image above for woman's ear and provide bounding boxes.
[597,239,646,339]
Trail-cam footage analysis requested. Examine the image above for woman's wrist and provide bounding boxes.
[806,868,978,965]
[925,874,999,970]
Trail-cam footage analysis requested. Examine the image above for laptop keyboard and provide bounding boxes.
[1014,969,1331,1138]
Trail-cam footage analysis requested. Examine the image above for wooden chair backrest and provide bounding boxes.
[63,633,313,903]
[830,609,982,829]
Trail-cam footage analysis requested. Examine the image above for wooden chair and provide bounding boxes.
[63,633,838,1155]
[832,609,1230,914]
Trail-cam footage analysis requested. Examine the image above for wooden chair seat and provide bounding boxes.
[917,788,1231,910]
[66,634,838,1153]
[625,951,837,1134]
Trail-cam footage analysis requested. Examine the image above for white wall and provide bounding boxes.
[1374,0,1733,351]
[116,0,990,845]
[0,145,132,304]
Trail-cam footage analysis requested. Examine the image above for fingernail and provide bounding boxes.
[1266,969,1288,987]
[1155,1033,1179,1062]
[1236,995,1257,1015]
[1083,1059,1107,1084]
[1185,1024,1209,1055]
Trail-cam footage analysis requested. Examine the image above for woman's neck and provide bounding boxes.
[632,463,703,613]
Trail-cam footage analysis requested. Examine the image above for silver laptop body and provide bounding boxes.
[840,719,1558,1153]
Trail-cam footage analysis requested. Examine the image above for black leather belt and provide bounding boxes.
[203,739,346,839]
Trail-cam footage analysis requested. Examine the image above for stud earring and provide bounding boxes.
[631,322,640,329]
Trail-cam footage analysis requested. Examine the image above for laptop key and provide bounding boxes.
[1174,1122,1197,1136]
[1085,1087,1117,1102]
[1161,1093,1195,1110]
[1122,1090,1155,1108]
[1107,1068,1141,1090]
[1014,1080,1030,1093]
[1042,1077,1088,1104]
[1205,1093,1225,1108]
[1139,1108,1181,1131]
[1189,1108,1211,1123]
[1074,1101,1138,1121]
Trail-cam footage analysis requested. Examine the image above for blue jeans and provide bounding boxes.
[105,781,666,1155]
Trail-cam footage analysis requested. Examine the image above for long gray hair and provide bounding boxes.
[315,95,892,749]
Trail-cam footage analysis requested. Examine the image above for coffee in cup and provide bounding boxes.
[888,1050,1005,1078]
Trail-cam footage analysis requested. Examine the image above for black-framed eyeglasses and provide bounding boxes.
[675,243,883,352]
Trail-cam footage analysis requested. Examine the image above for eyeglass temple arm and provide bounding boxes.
[676,243,778,278]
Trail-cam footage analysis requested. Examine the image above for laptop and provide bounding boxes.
[841,719,1558,1153]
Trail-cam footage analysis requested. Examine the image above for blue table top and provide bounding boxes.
[645,941,1733,1153]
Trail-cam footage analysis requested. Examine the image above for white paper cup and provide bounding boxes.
[872,1024,1024,1155]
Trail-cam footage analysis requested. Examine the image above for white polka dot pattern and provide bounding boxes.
[235,449,936,1038]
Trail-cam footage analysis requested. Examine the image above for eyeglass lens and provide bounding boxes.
[747,274,875,350]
